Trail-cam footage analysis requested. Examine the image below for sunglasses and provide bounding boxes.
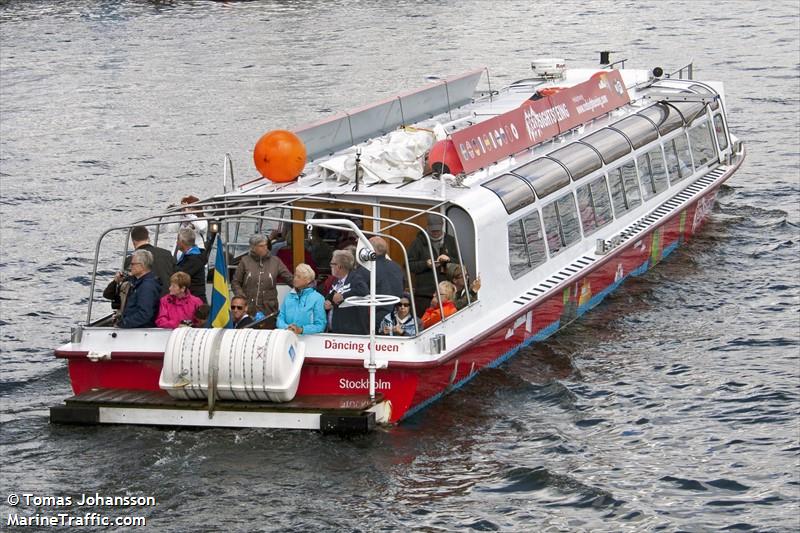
[231,305,245,310]
[397,302,410,307]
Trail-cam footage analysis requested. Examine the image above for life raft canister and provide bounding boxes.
[428,139,464,176]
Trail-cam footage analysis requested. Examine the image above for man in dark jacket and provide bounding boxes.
[407,213,458,314]
[368,236,404,329]
[176,227,207,303]
[325,249,370,334]
[104,225,175,309]
[118,250,161,328]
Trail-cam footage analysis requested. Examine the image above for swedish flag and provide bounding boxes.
[209,235,233,328]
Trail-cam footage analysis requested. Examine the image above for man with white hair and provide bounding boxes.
[118,249,161,328]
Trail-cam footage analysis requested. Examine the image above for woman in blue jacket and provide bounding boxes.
[277,263,326,335]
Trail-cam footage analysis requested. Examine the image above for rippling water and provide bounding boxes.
[1,1,798,531]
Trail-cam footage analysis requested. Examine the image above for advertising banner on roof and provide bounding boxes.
[449,69,630,174]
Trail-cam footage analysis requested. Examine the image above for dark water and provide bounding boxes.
[1,1,798,531]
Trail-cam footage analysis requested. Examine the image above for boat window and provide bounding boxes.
[638,103,683,136]
[609,115,659,149]
[542,193,581,257]
[513,158,571,199]
[713,114,729,151]
[581,127,632,165]
[483,173,536,214]
[608,161,642,217]
[637,147,669,200]
[547,142,603,181]
[664,132,693,183]
[508,211,547,279]
[688,121,717,168]
[508,218,530,278]
[666,101,707,126]
[576,175,614,235]
[690,84,720,110]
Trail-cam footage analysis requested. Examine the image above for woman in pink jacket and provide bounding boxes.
[156,272,203,328]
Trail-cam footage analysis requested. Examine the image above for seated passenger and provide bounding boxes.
[277,263,326,335]
[193,304,210,327]
[155,272,203,329]
[231,296,253,329]
[324,250,369,334]
[118,250,161,328]
[380,293,420,337]
[421,281,458,329]
[446,264,481,310]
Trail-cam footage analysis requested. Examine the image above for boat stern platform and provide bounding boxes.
[50,389,390,434]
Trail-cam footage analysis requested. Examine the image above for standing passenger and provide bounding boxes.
[407,213,458,314]
[175,228,207,303]
[368,236,404,328]
[277,263,326,335]
[104,225,175,312]
[232,235,293,319]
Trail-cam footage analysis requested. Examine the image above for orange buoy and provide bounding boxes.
[253,130,307,182]
[428,139,464,176]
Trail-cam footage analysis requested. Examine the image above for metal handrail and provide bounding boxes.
[86,205,470,330]
[223,153,235,192]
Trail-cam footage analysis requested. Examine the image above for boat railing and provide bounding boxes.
[86,197,474,334]
[222,152,235,193]
[667,61,694,80]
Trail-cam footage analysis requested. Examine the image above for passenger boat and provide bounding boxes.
[51,54,745,432]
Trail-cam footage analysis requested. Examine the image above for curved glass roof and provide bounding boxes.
[638,103,684,136]
[666,101,707,126]
[482,173,536,214]
[513,158,570,199]
[609,114,659,149]
[547,142,603,181]
[578,127,632,165]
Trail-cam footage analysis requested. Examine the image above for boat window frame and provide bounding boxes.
[687,119,718,169]
[541,191,582,257]
[547,142,604,181]
[607,159,642,218]
[713,113,729,152]
[663,131,694,184]
[580,127,633,165]
[637,146,669,200]
[576,174,614,236]
[507,209,547,279]
[482,173,536,215]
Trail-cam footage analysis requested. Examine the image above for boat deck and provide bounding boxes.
[51,389,386,433]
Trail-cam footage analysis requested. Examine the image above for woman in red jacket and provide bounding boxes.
[421,280,458,329]
[156,272,203,328]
